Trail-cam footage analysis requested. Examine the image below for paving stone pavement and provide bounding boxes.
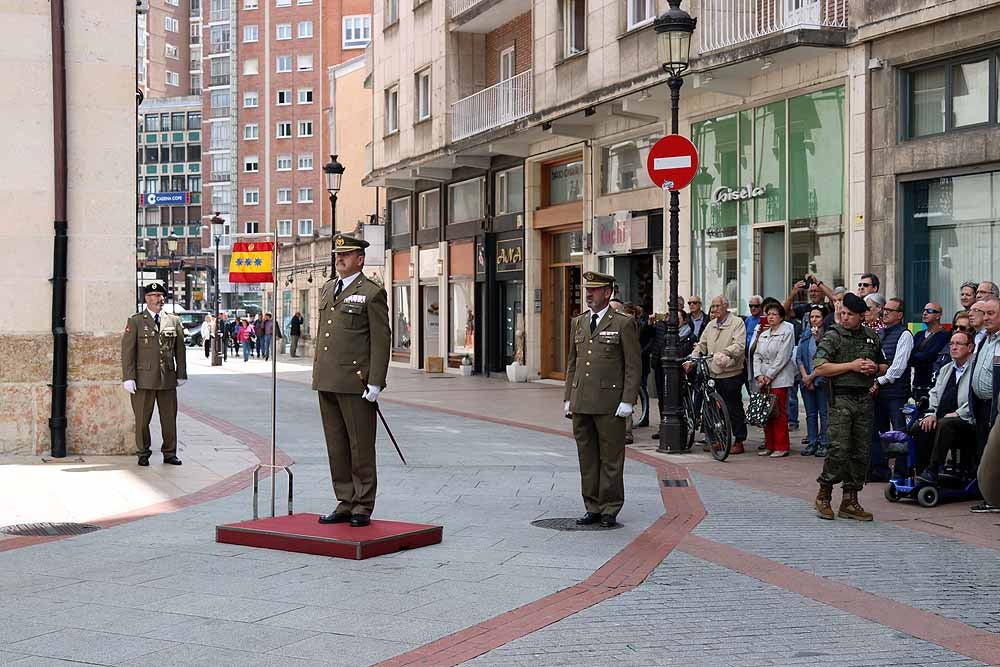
[690,474,1000,634]
[0,371,663,666]
[465,551,987,667]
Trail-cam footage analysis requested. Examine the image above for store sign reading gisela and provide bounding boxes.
[712,183,767,203]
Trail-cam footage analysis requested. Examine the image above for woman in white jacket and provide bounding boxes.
[200,314,214,359]
[753,302,796,457]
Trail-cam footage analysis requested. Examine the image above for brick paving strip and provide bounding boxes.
[0,404,290,554]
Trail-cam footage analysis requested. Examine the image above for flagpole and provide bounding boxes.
[270,237,278,517]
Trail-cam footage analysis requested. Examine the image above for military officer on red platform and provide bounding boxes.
[313,233,392,527]
[564,271,642,528]
[121,282,187,467]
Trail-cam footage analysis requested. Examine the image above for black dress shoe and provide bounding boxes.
[350,514,370,527]
[317,511,351,524]
[137,455,150,467]
[600,514,617,528]
[163,456,182,465]
[575,512,601,526]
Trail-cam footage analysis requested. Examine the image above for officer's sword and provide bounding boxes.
[359,372,407,465]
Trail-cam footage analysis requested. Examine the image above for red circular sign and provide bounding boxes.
[646,135,699,191]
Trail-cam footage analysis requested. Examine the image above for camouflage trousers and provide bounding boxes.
[816,393,873,492]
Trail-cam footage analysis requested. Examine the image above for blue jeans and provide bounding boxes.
[242,340,251,361]
[871,395,908,474]
[261,334,273,360]
[801,385,828,448]
[787,377,800,426]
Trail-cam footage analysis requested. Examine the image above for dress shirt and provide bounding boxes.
[589,305,611,329]
[877,329,914,385]
[690,313,706,338]
[144,307,162,329]
[953,359,970,384]
[971,330,1000,400]
[336,271,362,294]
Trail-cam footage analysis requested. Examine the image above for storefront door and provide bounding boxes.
[544,265,581,379]
[501,280,524,366]
[421,284,439,366]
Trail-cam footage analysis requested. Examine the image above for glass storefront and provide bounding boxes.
[449,281,475,357]
[691,86,845,310]
[392,284,411,351]
[903,170,1000,320]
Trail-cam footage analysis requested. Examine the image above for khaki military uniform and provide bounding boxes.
[312,274,391,517]
[814,323,887,491]
[121,309,187,458]
[564,308,642,518]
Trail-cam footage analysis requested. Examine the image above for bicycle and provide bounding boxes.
[681,356,733,461]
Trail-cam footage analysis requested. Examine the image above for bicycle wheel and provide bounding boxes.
[682,387,696,451]
[633,387,650,428]
[703,390,732,461]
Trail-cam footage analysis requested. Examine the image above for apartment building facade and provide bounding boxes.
[365,0,1000,381]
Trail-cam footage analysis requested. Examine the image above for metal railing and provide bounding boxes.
[450,0,484,18]
[451,70,532,142]
[209,40,230,54]
[209,104,230,117]
[699,0,848,53]
[209,74,230,87]
[208,8,229,22]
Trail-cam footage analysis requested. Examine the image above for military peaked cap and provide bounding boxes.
[582,271,615,288]
[332,233,370,253]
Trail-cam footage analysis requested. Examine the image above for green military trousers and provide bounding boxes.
[817,393,873,492]
[318,391,378,517]
[130,388,178,458]
[571,413,626,517]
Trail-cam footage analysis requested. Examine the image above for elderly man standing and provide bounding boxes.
[686,296,747,454]
[564,272,641,528]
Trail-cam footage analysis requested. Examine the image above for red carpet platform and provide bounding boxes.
[216,514,443,560]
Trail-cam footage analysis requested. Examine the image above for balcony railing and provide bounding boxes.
[700,0,848,53]
[208,8,229,22]
[209,105,230,118]
[208,74,230,87]
[451,70,532,142]
[450,0,482,17]
[209,41,230,55]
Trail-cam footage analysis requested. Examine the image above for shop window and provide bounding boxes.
[449,178,483,224]
[393,285,411,350]
[903,171,1000,321]
[905,52,998,138]
[551,230,584,263]
[600,135,655,194]
[450,281,474,358]
[547,160,583,205]
[789,86,844,223]
[495,166,524,214]
[753,101,786,223]
[391,196,410,236]
[418,189,439,229]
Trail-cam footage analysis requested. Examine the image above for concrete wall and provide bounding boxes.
[0,0,136,455]
[332,61,380,231]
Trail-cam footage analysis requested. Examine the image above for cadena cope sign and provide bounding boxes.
[645,135,699,191]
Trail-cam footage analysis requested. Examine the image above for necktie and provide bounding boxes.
[590,313,599,335]
[334,280,343,300]
[154,313,160,330]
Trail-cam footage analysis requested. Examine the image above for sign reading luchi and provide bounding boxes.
[712,183,767,203]
[229,241,274,283]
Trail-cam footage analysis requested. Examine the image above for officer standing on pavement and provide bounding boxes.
[121,282,187,467]
[313,234,391,528]
[564,271,641,528]
[812,292,888,521]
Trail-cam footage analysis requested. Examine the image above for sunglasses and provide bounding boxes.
[858,282,873,288]
[956,325,972,332]
[924,308,941,314]
[749,304,762,308]
[688,301,701,305]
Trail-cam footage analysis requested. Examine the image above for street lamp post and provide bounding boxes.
[654,0,696,454]
[136,243,147,312]
[210,213,225,367]
[323,154,345,273]
[166,233,179,309]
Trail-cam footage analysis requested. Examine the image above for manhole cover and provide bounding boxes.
[531,518,623,531]
[0,523,101,537]
[662,479,689,487]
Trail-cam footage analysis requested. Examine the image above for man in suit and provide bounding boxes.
[564,271,641,528]
[313,234,391,527]
[121,282,187,467]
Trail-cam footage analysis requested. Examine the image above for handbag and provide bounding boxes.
[746,387,777,427]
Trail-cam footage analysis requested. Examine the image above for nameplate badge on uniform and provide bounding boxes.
[345,295,367,303]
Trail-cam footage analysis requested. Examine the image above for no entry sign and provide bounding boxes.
[646,135,699,191]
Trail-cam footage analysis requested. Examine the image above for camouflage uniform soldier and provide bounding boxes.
[812,292,888,520]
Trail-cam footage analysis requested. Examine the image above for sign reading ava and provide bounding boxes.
[712,184,767,203]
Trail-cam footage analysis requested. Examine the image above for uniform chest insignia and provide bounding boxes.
[346,294,367,303]
[598,331,619,339]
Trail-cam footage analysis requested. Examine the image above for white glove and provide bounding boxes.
[176,379,187,387]
[564,401,571,416]
[122,380,136,394]
[362,384,381,403]
[615,402,633,418]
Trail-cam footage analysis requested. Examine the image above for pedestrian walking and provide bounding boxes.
[313,234,391,528]
[564,272,641,528]
[201,314,214,359]
[238,319,253,362]
[261,313,274,361]
[120,282,187,467]
[216,312,229,361]
[753,302,796,458]
[253,314,264,358]
[290,311,303,357]
[812,293,888,521]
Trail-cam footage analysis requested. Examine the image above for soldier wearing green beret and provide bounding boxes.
[563,271,642,528]
[121,282,187,467]
[812,292,888,521]
[313,234,391,528]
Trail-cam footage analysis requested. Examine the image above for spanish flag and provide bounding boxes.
[229,241,274,283]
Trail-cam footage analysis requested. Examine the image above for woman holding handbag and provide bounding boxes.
[798,305,830,457]
[753,302,796,457]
